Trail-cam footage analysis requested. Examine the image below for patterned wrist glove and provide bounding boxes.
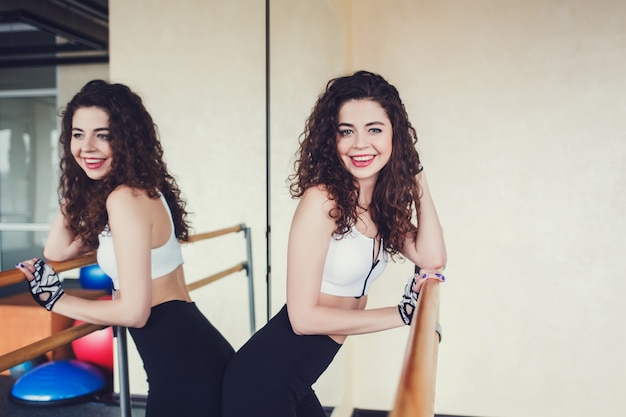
[398,274,419,325]
[397,272,447,325]
[29,259,65,311]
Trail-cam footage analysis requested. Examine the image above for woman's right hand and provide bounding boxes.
[16,258,65,311]
[398,271,445,325]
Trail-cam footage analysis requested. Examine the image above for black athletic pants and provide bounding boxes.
[222,304,341,417]
[129,300,234,417]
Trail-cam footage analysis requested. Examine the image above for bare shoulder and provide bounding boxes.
[300,185,333,211]
[293,185,335,232]
[107,185,151,201]
[106,186,153,214]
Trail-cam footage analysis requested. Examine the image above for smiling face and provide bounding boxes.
[70,106,113,180]
[336,99,393,185]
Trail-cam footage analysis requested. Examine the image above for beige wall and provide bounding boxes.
[57,64,109,110]
[108,0,267,396]
[75,0,626,416]
[346,1,626,416]
[268,0,351,410]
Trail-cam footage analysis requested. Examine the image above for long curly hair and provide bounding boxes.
[58,80,190,251]
[289,70,422,257]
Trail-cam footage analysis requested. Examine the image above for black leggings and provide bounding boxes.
[129,300,234,417]
[222,305,341,417]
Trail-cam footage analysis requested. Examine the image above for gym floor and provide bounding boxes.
[0,375,146,417]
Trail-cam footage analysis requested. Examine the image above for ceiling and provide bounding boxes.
[0,0,108,68]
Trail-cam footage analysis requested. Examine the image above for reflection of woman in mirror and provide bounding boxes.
[16,80,234,417]
[222,70,447,416]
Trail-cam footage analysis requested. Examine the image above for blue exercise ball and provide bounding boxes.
[79,264,112,292]
[10,359,107,405]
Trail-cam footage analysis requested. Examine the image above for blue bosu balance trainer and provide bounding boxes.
[9,355,47,379]
[10,359,107,406]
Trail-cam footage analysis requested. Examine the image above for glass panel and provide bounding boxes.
[0,94,58,280]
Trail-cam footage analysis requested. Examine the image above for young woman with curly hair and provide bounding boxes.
[16,80,234,417]
[222,70,447,417]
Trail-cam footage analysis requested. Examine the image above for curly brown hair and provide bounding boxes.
[289,71,422,257]
[58,80,190,251]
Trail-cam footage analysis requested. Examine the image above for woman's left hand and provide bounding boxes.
[412,268,445,293]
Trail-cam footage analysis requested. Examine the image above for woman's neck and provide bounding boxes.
[356,178,376,207]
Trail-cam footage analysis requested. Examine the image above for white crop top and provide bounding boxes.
[96,193,184,290]
[320,227,388,297]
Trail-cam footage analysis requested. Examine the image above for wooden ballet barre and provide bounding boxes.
[389,279,442,417]
[0,224,245,288]
[0,225,250,374]
[0,254,97,288]
[0,322,105,373]
[186,263,246,292]
[186,224,244,243]
[0,262,247,372]
[0,263,247,372]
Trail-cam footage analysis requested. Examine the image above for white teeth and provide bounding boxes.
[85,158,104,164]
[352,155,373,162]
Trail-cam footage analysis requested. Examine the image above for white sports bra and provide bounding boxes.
[96,193,184,290]
[320,227,388,297]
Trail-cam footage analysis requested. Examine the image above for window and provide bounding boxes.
[0,23,57,294]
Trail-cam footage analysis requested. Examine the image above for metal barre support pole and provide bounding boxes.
[243,226,256,334]
[111,285,131,417]
[115,325,131,417]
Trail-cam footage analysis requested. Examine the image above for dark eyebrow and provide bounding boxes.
[337,121,386,128]
[71,127,110,132]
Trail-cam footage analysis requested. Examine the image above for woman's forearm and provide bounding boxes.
[411,172,447,269]
[43,209,85,261]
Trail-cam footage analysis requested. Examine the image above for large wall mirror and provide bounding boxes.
[2,1,625,417]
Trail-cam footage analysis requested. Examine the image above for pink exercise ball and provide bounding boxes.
[71,296,114,373]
